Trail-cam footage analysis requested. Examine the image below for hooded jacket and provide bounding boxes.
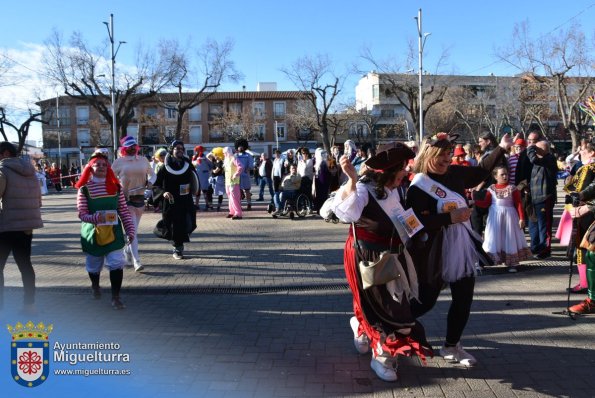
[0,157,43,232]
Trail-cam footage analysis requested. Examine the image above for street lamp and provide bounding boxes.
[103,13,126,157]
[55,95,62,167]
[414,8,430,147]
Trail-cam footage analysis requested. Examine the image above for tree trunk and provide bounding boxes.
[569,126,579,152]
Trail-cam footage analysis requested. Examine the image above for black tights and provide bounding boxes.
[411,276,475,345]
[88,269,123,299]
[0,231,35,306]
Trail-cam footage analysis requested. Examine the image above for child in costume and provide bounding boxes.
[209,147,226,212]
[476,165,531,272]
[75,152,135,309]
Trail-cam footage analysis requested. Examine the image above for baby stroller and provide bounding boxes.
[319,191,340,224]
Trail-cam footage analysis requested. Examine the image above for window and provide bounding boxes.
[349,123,369,138]
[144,107,158,117]
[276,123,286,141]
[188,105,201,122]
[273,102,286,118]
[76,106,89,125]
[228,102,242,115]
[77,128,90,146]
[127,125,139,142]
[209,126,224,141]
[252,102,265,119]
[164,104,177,120]
[142,127,160,145]
[98,129,112,146]
[254,124,265,141]
[164,126,176,141]
[208,103,223,121]
[380,109,395,118]
[189,125,202,143]
[47,107,71,127]
[372,85,380,101]
[297,128,312,140]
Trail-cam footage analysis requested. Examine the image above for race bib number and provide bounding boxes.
[397,208,423,238]
[98,210,118,226]
[179,184,190,196]
[442,201,458,213]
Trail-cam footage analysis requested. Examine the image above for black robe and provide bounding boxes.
[153,155,198,244]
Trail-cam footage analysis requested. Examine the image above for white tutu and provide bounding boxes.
[482,186,531,266]
[441,222,482,282]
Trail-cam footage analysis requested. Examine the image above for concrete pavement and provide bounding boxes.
[1,188,594,397]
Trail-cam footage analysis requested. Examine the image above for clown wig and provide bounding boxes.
[75,154,121,195]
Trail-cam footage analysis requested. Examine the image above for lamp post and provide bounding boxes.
[414,8,430,147]
[104,13,126,157]
[55,95,61,167]
[275,121,279,151]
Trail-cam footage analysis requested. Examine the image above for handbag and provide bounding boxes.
[352,224,403,289]
[359,250,404,290]
[153,219,170,240]
[95,225,115,246]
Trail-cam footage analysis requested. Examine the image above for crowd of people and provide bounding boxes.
[34,161,81,194]
[1,127,594,376]
[328,130,595,382]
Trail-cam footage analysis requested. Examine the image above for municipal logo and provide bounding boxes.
[7,321,53,387]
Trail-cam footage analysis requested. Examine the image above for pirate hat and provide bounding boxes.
[365,142,415,171]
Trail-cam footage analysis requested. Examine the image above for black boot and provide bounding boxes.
[109,269,125,309]
[88,272,101,299]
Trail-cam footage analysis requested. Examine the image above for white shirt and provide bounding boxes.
[297,158,314,179]
[331,181,401,223]
[272,158,283,178]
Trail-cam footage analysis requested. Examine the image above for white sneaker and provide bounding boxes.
[173,251,184,260]
[370,357,398,382]
[134,262,144,272]
[440,343,477,366]
[349,316,369,354]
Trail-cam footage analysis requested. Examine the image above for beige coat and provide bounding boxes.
[0,157,43,232]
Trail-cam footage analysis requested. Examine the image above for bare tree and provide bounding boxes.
[281,54,344,151]
[497,21,595,150]
[88,118,112,147]
[517,74,554,138]
[43,29,180,143]
[213,105,260,142]
[0,107,46,152]
[360,43,451,142]
[0,52,15,88]
[285,99,318,146]
[158,38,241,140]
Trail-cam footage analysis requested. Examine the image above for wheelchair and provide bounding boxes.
[271,191,311,219]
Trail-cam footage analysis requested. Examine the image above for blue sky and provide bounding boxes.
[1,0,594,141]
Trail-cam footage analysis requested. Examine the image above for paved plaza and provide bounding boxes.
[1,188,594,398]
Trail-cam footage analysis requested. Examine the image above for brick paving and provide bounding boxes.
[1,187,594,397]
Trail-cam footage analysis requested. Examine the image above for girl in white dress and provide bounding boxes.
[478,166,531,272]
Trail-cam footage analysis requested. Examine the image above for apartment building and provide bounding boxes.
[354,71,592,147]
[36,84,312,164]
